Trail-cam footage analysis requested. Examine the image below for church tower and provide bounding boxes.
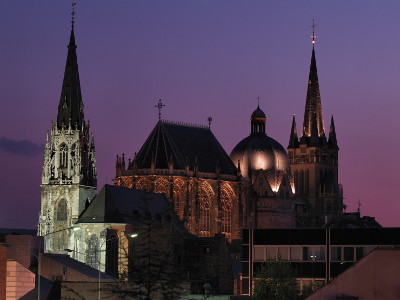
[287,34,342,227]
[38,10,97,252]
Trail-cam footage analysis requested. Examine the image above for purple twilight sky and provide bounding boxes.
[1,1,400,229]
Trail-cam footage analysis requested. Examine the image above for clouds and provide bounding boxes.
[0,137,43,157]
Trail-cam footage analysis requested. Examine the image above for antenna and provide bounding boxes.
[356,199,362,214]
[71,3,77,29]
[311,19,317,44]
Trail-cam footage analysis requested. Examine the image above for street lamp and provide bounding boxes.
[0,243,41,300]
[43,226,80,253]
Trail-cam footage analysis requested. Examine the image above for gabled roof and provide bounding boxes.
[77,185,189,234]
[133,120,237,176]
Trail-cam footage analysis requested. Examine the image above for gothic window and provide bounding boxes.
[173,179,185,218]
[86,234,99,269]
[155,178,169,195]
[59,144,68,168]
[199,182,213,237]
[221,186,234,241]
[56,199,68,222]
[136,178,152,192]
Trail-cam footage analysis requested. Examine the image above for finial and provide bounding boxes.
[207,117,213,129]
[155,99,165,121]
[311,19,316,44]
[71,3,77,29]
[356,199,362,213]
[256,96,260,108]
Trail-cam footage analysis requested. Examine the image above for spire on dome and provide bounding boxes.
[57,3,84,129]
[288,114,299,149]
[301,22,325,142]
[328,115,339,150]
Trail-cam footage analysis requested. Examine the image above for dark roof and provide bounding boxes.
[77,185,189,234]
[42,253,114,281]
[134,120,237,175]
[251,105,266,119]
[57,28,84,129]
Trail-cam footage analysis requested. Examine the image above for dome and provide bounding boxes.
[251,106,266,119]
[230,135,290,178]
[230,105,293,193]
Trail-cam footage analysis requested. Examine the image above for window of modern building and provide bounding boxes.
[278,246,289,260]
[331,246,342,261]
[254,247,265,261]
[266,247,277,260]
[290,247,301,261]
[343,247,354,261]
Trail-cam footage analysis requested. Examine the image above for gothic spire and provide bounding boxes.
[288,114,299,149]
[57,9,84,129]
[301,45,325,141]
[328,115,339,150]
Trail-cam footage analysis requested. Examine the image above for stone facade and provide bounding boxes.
[38,26,97,252]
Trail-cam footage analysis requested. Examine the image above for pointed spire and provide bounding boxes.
[301,33,325,141]
[57,5,84,129]
[328,115,339,150]
[288,114,299,149]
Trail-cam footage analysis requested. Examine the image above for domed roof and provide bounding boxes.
[230,105,293,192]
[251,105,266,119]
[230,135,290,178]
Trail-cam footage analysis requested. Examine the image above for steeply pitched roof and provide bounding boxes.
[57,28,84,129]
[77,185,189,234]
[134,120,237,176]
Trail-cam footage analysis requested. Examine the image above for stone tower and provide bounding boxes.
[287,44,342,227]
[38,21,97,252]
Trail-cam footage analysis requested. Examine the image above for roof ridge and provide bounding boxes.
[162,119,208,129]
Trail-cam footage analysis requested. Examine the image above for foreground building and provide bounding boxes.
[241,227,400,296]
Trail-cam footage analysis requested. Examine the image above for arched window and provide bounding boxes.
[86,234,99,269]
[59,144,68,168]
[136,178,152,192]
[199,182,213,237]
[221,186,233,241]
[155,178,169,195]
[56,199,68,221]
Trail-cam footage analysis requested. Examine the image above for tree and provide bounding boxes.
[253,255,299,300]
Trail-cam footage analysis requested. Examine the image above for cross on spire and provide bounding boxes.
[71,2,77,29]
[311,19,317,44]
[155,99,165,120]
[256,96,260,107]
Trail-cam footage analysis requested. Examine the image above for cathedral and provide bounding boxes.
[38,14,343,255]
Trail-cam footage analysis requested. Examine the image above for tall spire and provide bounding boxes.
[328,115,339,150]
[288,114,299,149]
[301,21,325,141]
[57,3,84,129]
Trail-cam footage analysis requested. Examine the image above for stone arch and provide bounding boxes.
[198,181,214,237]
